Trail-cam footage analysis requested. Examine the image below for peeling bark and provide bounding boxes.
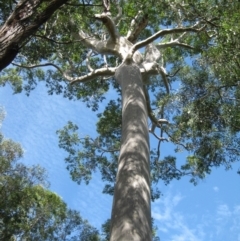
[110,63,151,241]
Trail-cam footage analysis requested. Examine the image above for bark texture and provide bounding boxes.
[0,0,68,71]
[110,63,151,241]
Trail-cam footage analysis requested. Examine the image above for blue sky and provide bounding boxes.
[0,82,240,241]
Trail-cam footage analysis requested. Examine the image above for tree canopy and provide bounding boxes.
[1,0,240,240]
[52,0,240,188]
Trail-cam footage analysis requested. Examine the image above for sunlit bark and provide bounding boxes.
[110,63,151,241]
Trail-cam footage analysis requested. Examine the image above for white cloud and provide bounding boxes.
[170,228,202,241]
[212,204,240,241]
[172,193,184,206]
[152,191,240,241]
[1,81,239,241]
[216,204,231,217]
[71,172,112,230]
[229,205,240,236]
[152,192,183,222]
[234,205,240,213]
[152,192,204,241]
[213,186,219,192]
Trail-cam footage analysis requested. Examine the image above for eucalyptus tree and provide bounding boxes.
[1,1,240,241]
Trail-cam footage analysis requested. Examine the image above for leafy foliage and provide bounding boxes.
[54,1,240,196]
[1,1,240,240]
[0,112,99,241]
[1,0,240,200]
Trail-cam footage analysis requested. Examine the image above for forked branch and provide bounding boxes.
[95,13,119,42]
[12,62,116,84]
[127,11,148,43]
[126,24,206,61]
[70,66,116,84]
[113,2,122,24]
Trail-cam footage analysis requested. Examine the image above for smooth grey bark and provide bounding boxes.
[110,63,151,241]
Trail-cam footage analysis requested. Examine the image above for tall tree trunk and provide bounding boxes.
[110,63,151,241]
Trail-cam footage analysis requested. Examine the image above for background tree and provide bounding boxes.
[0,0,70,72]
[0,0,105,73]
[0,109,99,241]
[1,1,240,240]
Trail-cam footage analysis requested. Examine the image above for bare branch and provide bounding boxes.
[136,26,203,49]
[34,34,81,45]
[158,119,169,124]
[13,61,116,84]
[157,40,194,50]
[113,2,122,25]
[14,57,160,87]
[65,3,102,7]
[157,65,170,94]
[12,62,62,71]
[150,131,169,142]
[167,68,180,77]
[165,129,189,150]
[70,67,116,84]
[141,62,159,76]
[156,31,193,50]
[102,0,110,12]
[141,43,170,94]
[144,43,161,63]
[95,13,119,42]
[127,11,143,39]
[143,85,162,129]
[226,148,240,155]
[103,55,108,67]
[129,14,148,43]
[91,137,119,153]
[86,50,93,72]
[126,24,206,61]
[156,139,161,161]
[178,32,187,41]
[77,30,120,56]
[169,3,183,27]
[78,30,101,50]
[12,62,77,81]
[127,11,148,43]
